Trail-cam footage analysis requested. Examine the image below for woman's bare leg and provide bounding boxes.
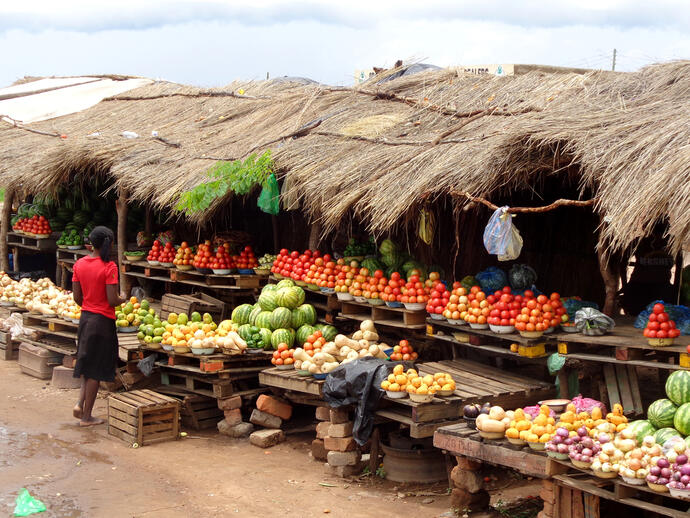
[79,378,104,426]
[73,377,85,419]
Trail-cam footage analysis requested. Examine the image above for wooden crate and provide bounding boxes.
[107,389,180,446]
[160,292,226,322]
[340,300,426,329]
[179,394,223,430]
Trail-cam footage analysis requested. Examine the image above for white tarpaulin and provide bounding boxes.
[0,77,152,124]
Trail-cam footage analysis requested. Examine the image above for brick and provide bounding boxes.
[316,421,330,439]
[324,435,357,452]
[223,408,242,426]
[256,394,292,420]
[50,366,81,389]
[311,439,327,461]
[327,450,361,467]
[329,407,349,424]
[217,420,253,438]
[62,355,76,368]
[315,406,331,421]
[249,429,284,448]
[449,488,489,511]
[451,466,484,493]
[217,395,242,411]
[250,409,282,429]
[455,456,482,471]
[324,462,364,478]
[328,422,354,438]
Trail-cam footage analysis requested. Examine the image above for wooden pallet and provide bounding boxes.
[107,389,180,446]
[179,394,224,430]
[0,330,19,360]
[159,292,226,322]
[340,300,426,329]
[22,313,78,341]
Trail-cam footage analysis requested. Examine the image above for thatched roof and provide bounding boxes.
[1,61,689,255]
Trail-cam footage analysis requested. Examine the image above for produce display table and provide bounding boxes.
[260,359,553,438]
[435,422,690,517]
[7,232,57,273]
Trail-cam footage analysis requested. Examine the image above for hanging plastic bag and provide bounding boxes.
[418,208,434,245]
[483,207,523,261]
[257,173,280,215]
[13,488,46,516]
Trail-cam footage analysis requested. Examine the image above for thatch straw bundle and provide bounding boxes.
[0,61,688,254]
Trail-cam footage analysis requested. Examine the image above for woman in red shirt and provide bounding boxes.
[71,226,127,426]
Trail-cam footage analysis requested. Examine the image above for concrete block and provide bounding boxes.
[315,406,330,421]
[249,429,284,448]
[327,450,361,467]
[324,462,364,477]
[451,466,484,493]
[311,439,327,461]
[217,395,242,411]
[250,409,282,429]
[329,407,349,424]
[217,420,253,438]
[316,421,330,439]
[328,422,354,438]
[51,366,81,389]
[324,435,357,452]
[223,408,242,426]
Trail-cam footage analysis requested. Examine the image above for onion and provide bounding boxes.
[661,468,672,478]
[557,428,569,438]
[658,477,669,485]
[682,475,690,485]
[557,444,569,454]
[581,438,594,449]
[598,433,610,444]
[677,454,688,465]
[647,475,659,484]
[577,427,588,437]
[564,438,574,446]
[581,455,591,463]
[650,466,661,476]
[681,465,690,477]
[658,458,670,469]
[552,435,562,445]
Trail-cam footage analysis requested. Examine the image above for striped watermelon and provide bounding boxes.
[258,328,272,347]
[276,287,301,309]
[654,427,681,446]
[271,307,292,329]
[258,291,279,311]
[320,324,337,342]
[238,324,253,341]
[231,304,254,325]
[665,370,690,406]
[248,304,263,326]
[297,304,317,326]
[626,420,657,444]
[271,328,295,349]
[674,403,690,436]
[261,284,279,294]
[276,279,295,289]
[255,311,274,330]
[296,324,315,345]
[291,308,308,329]
[648,399,678,429]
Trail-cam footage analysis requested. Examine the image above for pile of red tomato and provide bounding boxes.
[272,249,334,286]
[13,215,52,236]
[514,291,567,333]
[643,303,681,340]
[232,246,258,270]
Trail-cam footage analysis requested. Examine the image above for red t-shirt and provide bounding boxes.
[72,256,119,319]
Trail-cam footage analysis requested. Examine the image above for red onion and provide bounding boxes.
[650,466,661,476]
[661,468,672,478]
[681,465,690,477]
[658,477,669,485]
[677,454,688,465]
[577,427,588,437]
[647,475,659,484]
[556,428,569,438]
[658,458,670,469]
[681,475,690,485]
[597,433,610,444]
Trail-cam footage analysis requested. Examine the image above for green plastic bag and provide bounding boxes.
[547,353,579,398]
[257,173,280,215]
[14,488,46,516]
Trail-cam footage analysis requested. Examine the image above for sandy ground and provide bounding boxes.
[0,359,539,518]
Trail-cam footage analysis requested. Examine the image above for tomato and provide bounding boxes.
[657,313,669,323]
[669,329,681,339]
[523,290,534,299]
[657,330,668,339]
[653,303,665,314]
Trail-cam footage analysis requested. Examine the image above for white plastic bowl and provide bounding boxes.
[404,303,426,311]
[489,324,515,334]
[469,323,489,330]
[336,292,353,301]
[385,390,408,399]
[409,393,434,403]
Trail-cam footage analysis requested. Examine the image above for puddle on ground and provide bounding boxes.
[0,425,112,464]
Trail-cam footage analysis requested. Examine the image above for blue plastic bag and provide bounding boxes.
[476,266,508,293]
[483,207,523,261]
[634,300,690,335]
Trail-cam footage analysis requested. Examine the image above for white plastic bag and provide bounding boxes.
[483,207,523,261]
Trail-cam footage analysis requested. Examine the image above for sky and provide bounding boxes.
[0,0,688,87]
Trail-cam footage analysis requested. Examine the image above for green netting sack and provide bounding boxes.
[257,173,280,215]
[14,488,46,516]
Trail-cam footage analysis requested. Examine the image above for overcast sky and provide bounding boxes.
[1,0,688,87]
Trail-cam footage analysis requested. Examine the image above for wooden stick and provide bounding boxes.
[452,191,595,213]
[116,189,129,293]
[0,186,15,271]
[0,115,61,137]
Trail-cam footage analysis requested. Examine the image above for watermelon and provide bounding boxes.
[674,403,690,436]
[271,328,294,349]
[248,304,263,326]
[297,304,317,326]
[296,324,315,344]
[258,328,273,348]
[654,427,681,446]
[665,370,690,406]
[276,279,295,289]
[320,324,337,342]
[276,287,302,309]
[648,399,678,429]
[271,307,292,330]
[258,291,279,311]
[291,308,308,329]
[261,284,279,294]
[626,420,657,444]
[255,311,274,330]
[238,324,253,342]
[231,304,253,325]
[686,436,690,450]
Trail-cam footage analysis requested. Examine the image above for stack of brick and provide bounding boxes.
[537,479,555,518]
[449,456,490,512]
[321,407,363,477]
[216,395,254,438]
[248,394,292,448]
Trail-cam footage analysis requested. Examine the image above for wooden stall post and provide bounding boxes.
[308,221,322,250]
[116,189,129,293]
[0,186,16,272]
[597,246,617,317]
[272,215,280,252]
[144,206,153,236]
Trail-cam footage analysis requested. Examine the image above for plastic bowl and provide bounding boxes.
[668,487,690,500]
[435,389,455,397]
[489,324,515,334]
[429,313,445,321]
[67,245,83,250]
[404,303,426,311]
[479,430,505,440]
[409,393,434,403]
[336,292,353,301]
[561,324,579,333]
[195,267,213,275]
[546,451,569,460]
[519,330,544,338]
[446,319,465,325]
[159,262,174,268]
[507,437,527,446]
[276,364,295,370]
[162,345,174,351]
[527,442,546,451]
[117,326,138,333]
[647,482,669,493]
[147,260,160,266]
[212,269,232,275]
[620,476,645,486]
[307,284,320,291]
[353,296,368,303]
[238,269,255,275]
[176,264,193,271]
[648,338,675,347]
[297,369,311,377]
[124,255,145,262]
[571,459,591,469]
[367,298,385,306]
[543,326,555,334]
[312,372,328,380]
[295,280,307,287]
[254,268,271,275]
[385,390,408,399]
[469,323,489,330]
[173,346,190,354]
[320,287,335,294]
[385,301,403,308]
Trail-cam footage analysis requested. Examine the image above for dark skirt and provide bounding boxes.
[73,310,118,382]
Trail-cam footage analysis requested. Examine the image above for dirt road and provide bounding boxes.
[0,360,457,517]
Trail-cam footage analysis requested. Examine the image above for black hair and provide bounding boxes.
[89,226,114,262]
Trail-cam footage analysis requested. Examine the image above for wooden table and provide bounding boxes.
[260,358,554,438]
[435,422,690,517]
[7,232,56,273]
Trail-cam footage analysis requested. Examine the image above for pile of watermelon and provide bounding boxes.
[628,370,690,448]
[230,279,337,350]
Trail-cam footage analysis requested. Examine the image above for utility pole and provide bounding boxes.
[612,48,617,71]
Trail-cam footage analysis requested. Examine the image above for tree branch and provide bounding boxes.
[452,190,595,213]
